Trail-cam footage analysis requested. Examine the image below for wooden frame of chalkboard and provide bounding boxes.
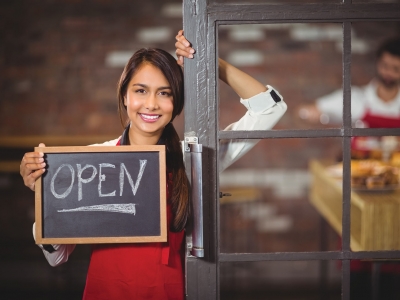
[35,145,167,244]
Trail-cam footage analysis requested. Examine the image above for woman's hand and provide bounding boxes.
[20,143,46,191]
[175,30,266,99]
[175,30,195,67]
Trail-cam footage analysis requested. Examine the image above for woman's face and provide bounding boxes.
[124,63,174,143]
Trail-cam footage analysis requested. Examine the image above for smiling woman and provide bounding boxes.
[19,33,287,299]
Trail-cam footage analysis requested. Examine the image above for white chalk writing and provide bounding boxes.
[77,164,97,201]
[50,160,148,200]
[51,164,75,199]
[58,203,136,214]
[98,163,116,197]
[119,160,147,196]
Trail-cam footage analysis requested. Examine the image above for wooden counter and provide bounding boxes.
[309,160,400,251]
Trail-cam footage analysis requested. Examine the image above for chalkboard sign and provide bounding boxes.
[35,146,167,244]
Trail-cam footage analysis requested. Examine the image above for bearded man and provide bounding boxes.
[300,37,400,128]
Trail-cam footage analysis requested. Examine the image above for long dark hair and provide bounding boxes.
[117,48,189,232]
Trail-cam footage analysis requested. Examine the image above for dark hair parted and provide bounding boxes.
[377,37,400,59]
[117,48,189,232]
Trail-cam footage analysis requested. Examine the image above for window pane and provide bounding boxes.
[218,23,343,131]
[349,22,400,252]
[219,138,342,253]
[220,261,341,300]
[348,136,400,251]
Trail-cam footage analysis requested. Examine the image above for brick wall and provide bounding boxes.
[0,0,183,136]
[1,1,399,297]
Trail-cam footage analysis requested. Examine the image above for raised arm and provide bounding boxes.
[176,30,287,171]
[175,30,267,99]
[218,58,267,99]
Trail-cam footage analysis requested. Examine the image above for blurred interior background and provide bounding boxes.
[1,0,400,299]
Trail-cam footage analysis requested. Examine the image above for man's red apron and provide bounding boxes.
[351,110,400,158]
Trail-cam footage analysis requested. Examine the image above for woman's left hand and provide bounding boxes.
[175,30,195,67]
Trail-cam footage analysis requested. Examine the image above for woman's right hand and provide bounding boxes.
[20,143,46,191]
[175,30,195,67]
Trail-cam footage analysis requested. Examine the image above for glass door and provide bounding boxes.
[183,1,400,299]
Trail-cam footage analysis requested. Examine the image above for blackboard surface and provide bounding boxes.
[35,146,166,244]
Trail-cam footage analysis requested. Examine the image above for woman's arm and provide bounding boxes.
[20,143,77,266]
[219,89,287,171]
[23,138,121,266]
[218,58,267,99]
[176,30,287,171]
[175,30,267,99]
[32,223,76,267]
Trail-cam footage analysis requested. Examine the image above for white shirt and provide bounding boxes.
[316,80,400,124]
[33,85,287,266]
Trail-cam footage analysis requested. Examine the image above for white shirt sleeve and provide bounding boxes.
[219,85,287,172]
[32,223,76,267]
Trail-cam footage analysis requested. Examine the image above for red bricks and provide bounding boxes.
[1,0,398,260]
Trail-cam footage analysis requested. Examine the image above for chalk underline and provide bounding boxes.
[57,203,136,215]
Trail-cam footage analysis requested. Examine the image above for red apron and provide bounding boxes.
[362,110,400,129]
[351,110,400,158]
[82,139,185,300]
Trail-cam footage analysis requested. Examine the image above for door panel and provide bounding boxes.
[184,1,400,300]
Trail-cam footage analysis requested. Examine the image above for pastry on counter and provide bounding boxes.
[391,152,400,167]
[366,176,386,189]
[327,159,399,189]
